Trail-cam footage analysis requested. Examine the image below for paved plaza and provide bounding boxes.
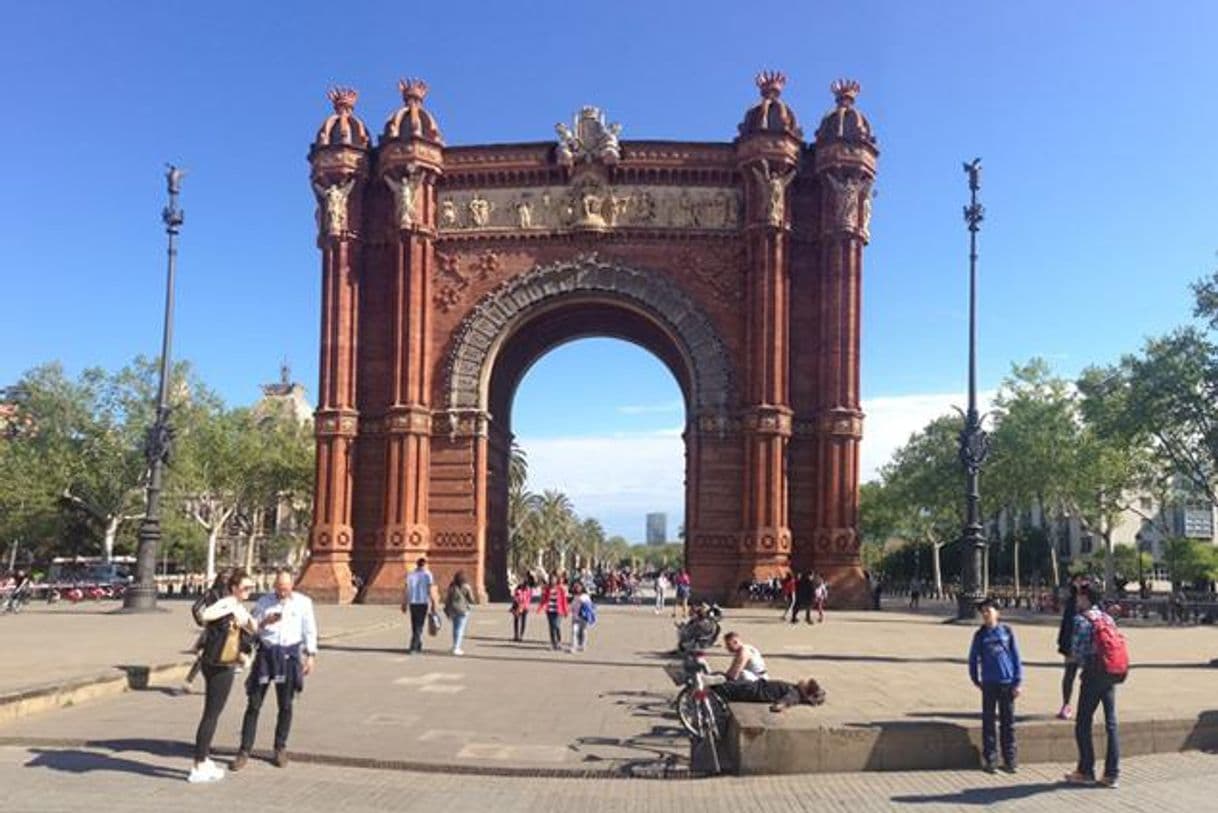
[4,597,1218,779]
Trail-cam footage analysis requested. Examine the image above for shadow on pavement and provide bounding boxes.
[891,782,1083,805]
[25,744,186,781]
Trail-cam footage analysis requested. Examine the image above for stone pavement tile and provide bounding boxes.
[2,745,1217,813]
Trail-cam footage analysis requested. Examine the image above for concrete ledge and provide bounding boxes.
[0,662,192,725]
[727,704,1218,774]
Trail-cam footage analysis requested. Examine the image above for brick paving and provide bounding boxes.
[3,744,1216,812]
[3,598,1217,776]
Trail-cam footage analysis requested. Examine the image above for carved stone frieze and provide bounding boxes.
[742,405,794,436]
[436,184,741,234]
[315,409,359,437]
[813,527,859,555]
[432,250,499,313]
[385,405,433,434]
[816,409,864,438]
[673,243,746,306]
[433,408,490,439]
[443,254,735,415]
[695,414,742,436]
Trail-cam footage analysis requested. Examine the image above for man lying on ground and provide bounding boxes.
[713,676,826,712]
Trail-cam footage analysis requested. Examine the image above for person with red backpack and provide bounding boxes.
[1064,583,1127,788]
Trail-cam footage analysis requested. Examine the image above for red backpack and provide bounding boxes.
[1091,611,1130,682]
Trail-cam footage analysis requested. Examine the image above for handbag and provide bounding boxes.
[203,618,243,666]
[427,610,443,636]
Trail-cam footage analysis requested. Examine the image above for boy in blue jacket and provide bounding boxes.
[968,598,1023,773]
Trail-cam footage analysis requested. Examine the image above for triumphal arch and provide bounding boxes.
[297,72,878,606]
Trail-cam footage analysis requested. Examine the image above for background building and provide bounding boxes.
[646,512,667,546]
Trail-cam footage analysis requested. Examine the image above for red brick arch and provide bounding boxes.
[297,76,877,606]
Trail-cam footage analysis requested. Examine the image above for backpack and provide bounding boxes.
[578,599,597,626]
[1091,611,1130,683]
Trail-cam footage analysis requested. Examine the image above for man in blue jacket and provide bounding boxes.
[968,597,1023,773]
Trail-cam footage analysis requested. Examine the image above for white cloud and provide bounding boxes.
[616,399,685,415]
[517,390,997,539]
[859,390,996,482]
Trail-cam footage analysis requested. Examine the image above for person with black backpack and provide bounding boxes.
[1064,583,1125,788]
[967,597,1023,773]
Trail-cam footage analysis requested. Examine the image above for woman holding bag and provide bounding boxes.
[189,568,258,784]
[443,571,476,656]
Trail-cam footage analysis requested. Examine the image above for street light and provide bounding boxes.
[123,165,184,612]
[956,158,990,620]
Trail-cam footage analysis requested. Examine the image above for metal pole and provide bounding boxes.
[956,158,989,620]
[124,166,184,611]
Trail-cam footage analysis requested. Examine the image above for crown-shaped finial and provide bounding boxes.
[756,70,787,99]
[327,86,359,114]
[830,78,861,107]
[399,78,429,104]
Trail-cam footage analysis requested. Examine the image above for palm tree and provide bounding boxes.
[537,489,575,572]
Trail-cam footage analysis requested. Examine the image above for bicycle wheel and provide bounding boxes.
[675,686,700,736]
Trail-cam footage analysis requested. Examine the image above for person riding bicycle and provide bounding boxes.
[4,570,31,612]
[722,631,767,683]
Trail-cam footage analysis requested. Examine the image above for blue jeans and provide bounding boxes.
[451,612,469,650]
[546,611,562,649]
[1075,671,1119,779]
[981,683,1017,765]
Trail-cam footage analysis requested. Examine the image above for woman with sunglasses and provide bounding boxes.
[189,568,258,783]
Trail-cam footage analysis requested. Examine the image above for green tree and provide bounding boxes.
[1163,538,1218,587]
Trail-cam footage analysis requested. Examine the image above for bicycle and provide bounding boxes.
[668,606,730,773]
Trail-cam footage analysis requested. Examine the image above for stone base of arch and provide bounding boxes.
[297,556,357,604]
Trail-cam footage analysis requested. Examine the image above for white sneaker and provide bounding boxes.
[452,648,464,656]
[187,759,225,783]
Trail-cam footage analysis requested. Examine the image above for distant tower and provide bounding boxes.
[646,513,668,546]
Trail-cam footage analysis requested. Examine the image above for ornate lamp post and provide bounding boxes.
[123,166,184,611]
[956,158,989,620]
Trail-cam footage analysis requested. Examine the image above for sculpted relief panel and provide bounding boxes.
[436,183,742,234]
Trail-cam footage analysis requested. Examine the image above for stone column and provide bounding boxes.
[734,141,801,583]
[299,146,368,604]
[810,98,877,607]
[363,138,444,603]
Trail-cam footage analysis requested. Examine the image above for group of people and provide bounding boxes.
[968,576,1125,786]
[780,571,828,624]
[187,568,319,784]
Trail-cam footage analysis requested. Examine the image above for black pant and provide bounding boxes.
[546,611,562,649]
[789,602,812,623]
[1076,672,1119,779]
[240,679,296,752]
[408,603,428,651]
[980,683,1017,765]
[513,610,528,641]
[194,663,235,762]
[1061,660,1079,705]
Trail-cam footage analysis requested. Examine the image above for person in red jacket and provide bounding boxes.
[536,573,570,650]
[511,579,533,642]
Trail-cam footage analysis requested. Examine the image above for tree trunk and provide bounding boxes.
[243,507,263,573]
[206,528,220,583]
[932,542,943,598]
[103,515,120,563]
[1014,537,1021,598]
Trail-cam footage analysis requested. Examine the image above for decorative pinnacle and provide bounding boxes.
[756,70,787,99]
[327,86,358,114]
[830,78,861,107]
[399,78,429,104]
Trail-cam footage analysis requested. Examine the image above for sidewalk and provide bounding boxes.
[3,602,1218,776]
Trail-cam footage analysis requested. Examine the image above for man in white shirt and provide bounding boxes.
[401,557,437,653]
[231,570,317,770]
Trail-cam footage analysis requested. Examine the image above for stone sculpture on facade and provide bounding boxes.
[749,160,795,227]
[312,177,355,236]
[555,106,623,166]
[468,193,492,227]
[823,173,873,236]
[384,169,421,230]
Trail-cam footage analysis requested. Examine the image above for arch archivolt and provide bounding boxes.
[441,253,736,422]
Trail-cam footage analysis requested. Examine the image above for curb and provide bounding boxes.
[0,735,695,780]
[0,619,400,725]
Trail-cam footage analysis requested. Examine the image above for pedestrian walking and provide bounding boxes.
[511,580,532,641]
[673,569,691,619]
[653,571,668,613]
[231,570,318,772]
[792,572,815,624]
[1064,583,1126,788]
[780,571,797,621]
[968,598,1022,773]
[812,574,828,623]
[400,557,437,654]
[571,581,596,652]
[1056,574,1087,720]
[536,573,569,650]
[443,571,475,655]
[188,569,258,784]
[909,576,923,610]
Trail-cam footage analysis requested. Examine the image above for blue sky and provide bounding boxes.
[3,2,1215,540]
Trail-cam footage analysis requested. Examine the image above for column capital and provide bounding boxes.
[314,408,359,437]
[741,404,794,437]
[384,404,432,435]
